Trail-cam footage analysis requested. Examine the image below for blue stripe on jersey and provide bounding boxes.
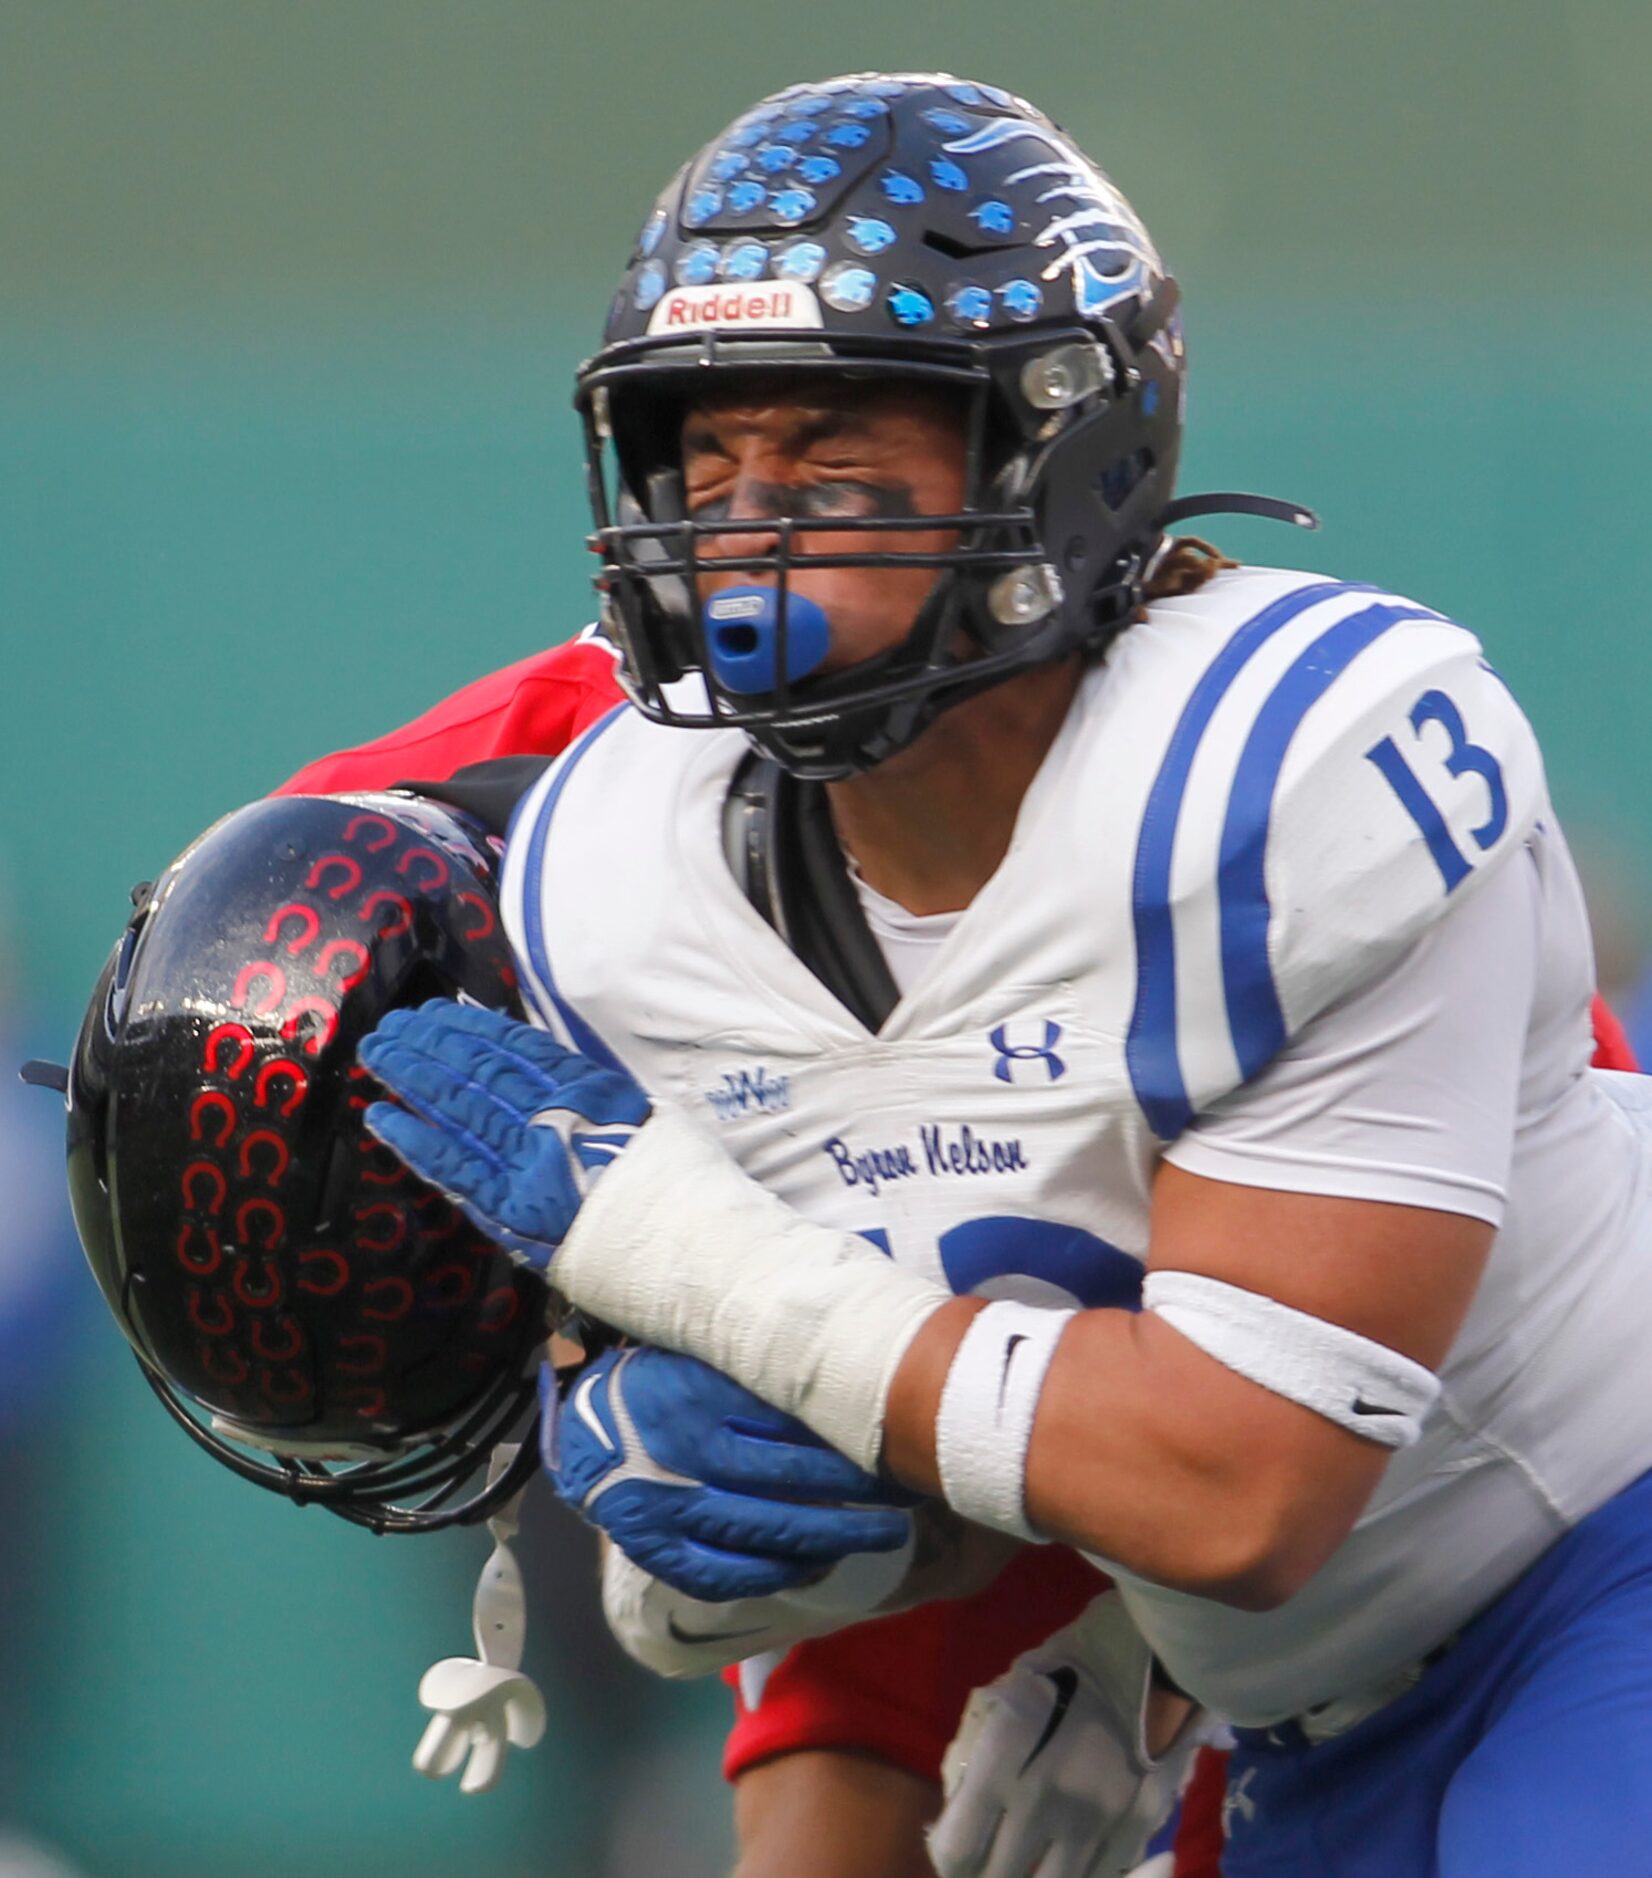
[1217,601,1441,1081]
[517,704,629,1072]
[1127,580,1376,1139]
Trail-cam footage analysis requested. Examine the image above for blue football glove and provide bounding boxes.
[545,1347,916,1603]
[358,1001,650,1272]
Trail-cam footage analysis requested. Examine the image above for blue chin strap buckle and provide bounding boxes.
[704,586,831,695]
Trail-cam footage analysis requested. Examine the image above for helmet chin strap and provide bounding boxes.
[412,1442,547,1794]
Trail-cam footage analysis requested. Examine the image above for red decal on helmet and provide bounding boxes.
[343,813,398,852]
[337,1334,389,1376]
[395,846,450,891]
[479,1285,523,1332]
[188,1090,238,1147]
[237,1129,290,1187]
[305,854,363,899]
[232,961,287,1015]
[358,890,413,939]
[357,1139,408,1187]
[188,1289,236,1336]
[176,1221,224,1276]
[343,1386,388,1420]
[354,1202,407,1253]
[281,996,339,1057]
[263,902,322,956]
[181,1160,228,1215]
[456,892,496,940]
[234,1197,286,1252]
[316,937,371,993]
[297,1249,351,1296]
[254,1058,309,1116]
[362,1276,414,1321]
[259,1366,312,1405]
[233,1255,283,1309]
[424,1262,476,1307]
[250,1314,304,1361]
[199,1344,250,1386]
[203,1022,257,1078]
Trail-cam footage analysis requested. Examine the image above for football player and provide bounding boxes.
[353,72,1652,1876]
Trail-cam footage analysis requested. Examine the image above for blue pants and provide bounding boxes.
[1220,1468,1652,1876]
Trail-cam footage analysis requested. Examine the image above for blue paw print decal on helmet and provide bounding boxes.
[946,283,993,328]
[774,239,828,281]
[880,171,925,206]
[820,262,877,311]
[674,240,720,286]
[727,179,767,215]
[825,121,872,150]
[970,199,1016,236]
[638,209,668,257]
[998,278,1043,320]
[929,157,969,192]
[768,187,816,225]
[755,144,798,176]
[846,215,897,255]
[683,186,723,228]
[633,262,667,310]
[797,154,841,185]
[886,284,935,327]
[719,239,769,281]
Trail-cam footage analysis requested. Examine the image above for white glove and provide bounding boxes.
[412,1446,548,1794]
[927,1590,1204,1878]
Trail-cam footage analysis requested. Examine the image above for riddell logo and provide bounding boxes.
[647,281,824,335]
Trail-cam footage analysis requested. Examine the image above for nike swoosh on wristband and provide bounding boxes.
[1019,1666,1079,1774]
[1349,1397,1404,1418]
[997,1334,1028,1414]
[666,1614,772,1646]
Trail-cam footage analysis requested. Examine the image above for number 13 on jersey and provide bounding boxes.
[1366,685,1510,893]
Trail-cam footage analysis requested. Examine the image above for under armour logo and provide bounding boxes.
[1221,1767,1259,1837]
[989,1021,1066,1084]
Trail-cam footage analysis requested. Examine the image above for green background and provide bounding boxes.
[0,3,1647,1874]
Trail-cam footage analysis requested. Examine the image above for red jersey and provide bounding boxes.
[282,636,1638,1878]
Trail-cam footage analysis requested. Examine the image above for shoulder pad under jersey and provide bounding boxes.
[1124,580,1546,1135]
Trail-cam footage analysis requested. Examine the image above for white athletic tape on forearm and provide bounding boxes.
[554,1106,953,1472]
[1142,1271,1440,1449]
[935,1300,1075,1540]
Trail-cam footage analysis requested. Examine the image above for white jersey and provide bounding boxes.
[501,566,1652,1725]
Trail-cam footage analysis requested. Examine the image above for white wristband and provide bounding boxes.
[935,1300,1075,1540]
[1143,1270,1440,1449]
[552,1105,953,1472]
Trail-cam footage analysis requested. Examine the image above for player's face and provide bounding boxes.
[680,380,968,671]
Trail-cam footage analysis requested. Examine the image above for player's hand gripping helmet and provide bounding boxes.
[578,71,1310,779]
[56,792,546,1533]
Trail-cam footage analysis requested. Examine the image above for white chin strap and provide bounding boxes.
[412,1445,547,1794]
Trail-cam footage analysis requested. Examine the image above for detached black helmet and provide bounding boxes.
[580,71,1206,778]
[62,792,545,1533]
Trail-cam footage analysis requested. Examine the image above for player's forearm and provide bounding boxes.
[733,1750,940,1878]
[883,1299,1384,1609]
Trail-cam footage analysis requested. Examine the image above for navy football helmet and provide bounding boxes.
[59,792,547,1533]
[579,72,1302,779]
